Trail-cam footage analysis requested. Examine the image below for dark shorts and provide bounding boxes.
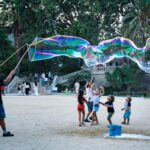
[107,112,114,120]
[0,104,6,120]
[87,101,93,112]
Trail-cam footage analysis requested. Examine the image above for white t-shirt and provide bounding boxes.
[44,77,48,81]
[25,84,30,89]
[86,87,93,101]
[74,82,80,90]
[92,95,100,105]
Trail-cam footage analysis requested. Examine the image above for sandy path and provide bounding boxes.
[0,95,150,150]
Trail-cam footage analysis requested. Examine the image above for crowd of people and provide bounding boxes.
[76,79,132,127]
[18,81,38,96]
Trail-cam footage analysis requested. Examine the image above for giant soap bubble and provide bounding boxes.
[28,35,150,73]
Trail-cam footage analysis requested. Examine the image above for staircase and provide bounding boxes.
[56,66,116,86]
[6,76,26,94]
[6,66,117,94]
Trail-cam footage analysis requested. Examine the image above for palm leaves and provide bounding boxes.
[122,0,150,46]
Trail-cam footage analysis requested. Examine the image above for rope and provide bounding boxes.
[14,46,29,71]
[0,43,28,67]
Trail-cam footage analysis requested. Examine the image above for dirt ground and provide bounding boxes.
[0,95,150,150]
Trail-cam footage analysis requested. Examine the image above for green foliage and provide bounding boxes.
[56,84,68,92]
[0,0,149,82]
[68,70,92,89]
[57,57,83,76]
[121,0,150,46]
[105,62,146,92]
[0,27,17,75]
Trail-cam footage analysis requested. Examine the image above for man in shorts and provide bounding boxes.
[0,70,15,137]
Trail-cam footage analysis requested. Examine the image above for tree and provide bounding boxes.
[68,70,92,89]
[0,27,16,75]
[105,62,146,92]
[1,0,147,77]
[121,0,150,46]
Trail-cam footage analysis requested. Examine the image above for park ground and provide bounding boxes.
[0,95,150,150]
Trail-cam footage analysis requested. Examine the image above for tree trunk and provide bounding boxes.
[12,7,22,75]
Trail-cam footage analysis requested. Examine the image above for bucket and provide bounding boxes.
[108,124,122,136]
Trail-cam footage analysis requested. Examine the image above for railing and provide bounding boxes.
[7,76,19,93]
[113,91,145,97]
[57,66,118,84]
[51,75,58,87]
[91,66,116,74]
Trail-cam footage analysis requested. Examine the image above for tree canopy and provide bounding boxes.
[0,0,149,86]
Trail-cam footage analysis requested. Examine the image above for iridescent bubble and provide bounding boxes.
[28,35,150,73]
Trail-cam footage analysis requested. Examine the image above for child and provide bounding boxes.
[18,83,21,95]
[100,95,115,125]
[77,90,87,126]
[84,80,94,122]
[91,86,104,125]
[121,97,132,125]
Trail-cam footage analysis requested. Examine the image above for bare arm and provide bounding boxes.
[99,102,105,105]
[83,97,87,104]
[99,87,105,96]
[89,77,93,86]
[3,70,15,84]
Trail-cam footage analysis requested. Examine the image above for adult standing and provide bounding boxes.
[21,82,26,95]
[74,81,80,94]
[0,70,15,137]
[25,82,30,95]
[18,83,22,95]
[33,81,38,96]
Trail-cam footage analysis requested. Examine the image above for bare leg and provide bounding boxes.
[91,112,97,125]
[85,111,91,120]
[95,113,99,125]
[82,111,85,125]
[92,112,95,123]
[122,118,126,124]
[0,119,14,136]
[0,119,6,132]
[78,111,82,126]
[127,118,130,125]
[107,118,112,125]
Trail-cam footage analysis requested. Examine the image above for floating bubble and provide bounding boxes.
[28,35,150,73]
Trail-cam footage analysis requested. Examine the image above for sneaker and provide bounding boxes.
[79,124,82,127]
[89,117,93,120]
[89,117,96,121]
[84,119,90,122]
[3,131,14,137]
[121,122,126,124]
[91,122,99,126]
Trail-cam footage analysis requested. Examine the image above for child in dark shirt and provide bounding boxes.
[100,95,115,125]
